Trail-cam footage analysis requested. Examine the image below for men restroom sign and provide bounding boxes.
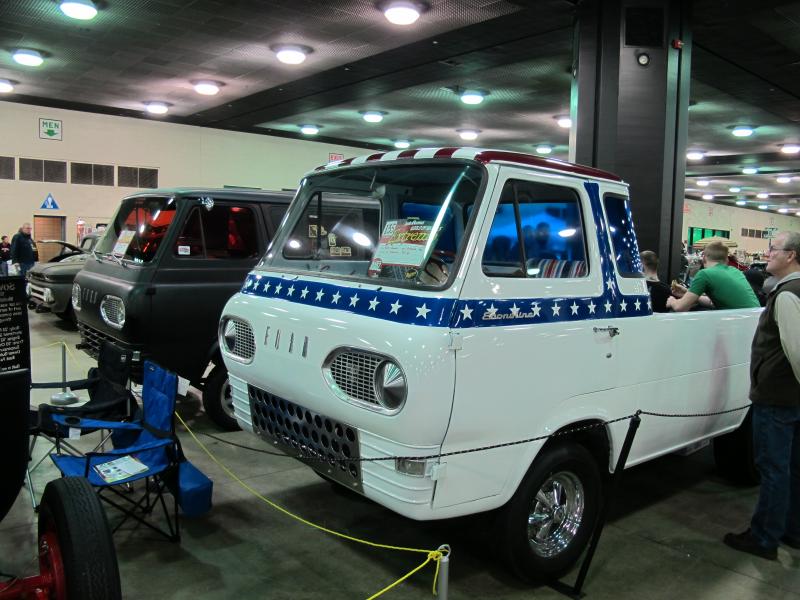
[39,118,62,140]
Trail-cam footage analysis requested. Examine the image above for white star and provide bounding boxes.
[604,300,613,313]
[389,299,402,314]
[486,304,498,318]
[349,294,360,307]
[300,287,309,299]
[460,305,473,320]
[634,298,641,311]
[331,291,341,304]
[510,303,520,316]
[263,281,271,293]
[315,289,324,302]
[368,297,379,311]
[552,303,561,316]
[570,302,579,315]
[605,279,614,291]
[620,299,627,312]
[416,303,431,319]
[245,278,253,288]
[287,285,295,297]
[647,298,652,310]
[587,300,597,314]
[275,283,283,294]
[531,302,541,317]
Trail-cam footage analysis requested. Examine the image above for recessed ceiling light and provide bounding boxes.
[757,192,769,199]
[742,167,758,175]
[697,179,710,187]
[272,45,312,65]
[781,143,800,154]
[758,204,768,210]
[192,80,221,95]
[535,144,553,155]
[796,211,800,217]
[13,49,43,67]
[779,208,789,213]
[299,124,320,135]
[729,187,741,193]
[686,150,705,161]
[59,0,97,20]
[736,200,746,206]
[702,194,714,200]
[731,125,754,137]
[0,79,14,93]
[776,176,792,184]
[457,129,480,141]
[460,90,486,105]
[380,0,427,25]
[555,115,572,128]
[361,111,386,123]
[394,140,411,149]
[144,101,169,115]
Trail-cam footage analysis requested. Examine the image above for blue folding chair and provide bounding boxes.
[50,361,181,542]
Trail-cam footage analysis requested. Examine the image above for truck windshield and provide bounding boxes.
[95,196,177,263]
[261,163,484,289]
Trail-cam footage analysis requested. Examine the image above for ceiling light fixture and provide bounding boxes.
[361,111,386,123]
[731,125,754,137]
[457,129,480,141]
[686,150,706,161]
[757,192,769,199]
[460,89,486,105]
[379,0,428,25]
[742,167,758,175]
[736,200,746,206]
[144,102,169,115]
[272,45,312,65]
[394,140,411,149]
[555,115,572,128]
[729,187,741,193]
[192,80,221,95]
[697,179,710,187]
[0,79,14,93]
[781,143,800,154]
[776,176,792,184]
[12,49,44,67]
[779,208,789,213]
[758,204,768,210]
[702,194,714,200]
[59,0,97,20]
[535,144,553,155]
[299,124,320,135]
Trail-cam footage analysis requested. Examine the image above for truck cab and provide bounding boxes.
[73,188,291,429]
[219,149,761,579]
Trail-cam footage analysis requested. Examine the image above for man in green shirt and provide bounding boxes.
[667,241,760,311]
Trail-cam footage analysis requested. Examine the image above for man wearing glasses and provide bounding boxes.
[725,231,800,559]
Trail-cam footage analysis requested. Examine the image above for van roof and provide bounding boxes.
[124,188,295,201]
[310,147,624,184]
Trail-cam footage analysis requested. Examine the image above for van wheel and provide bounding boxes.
[55,306,76,325]
[202,365,240,431]
[713,409,759,485]
[497,442,601,581]
[38,477,121,600]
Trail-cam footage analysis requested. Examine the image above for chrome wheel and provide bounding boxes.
[220,378,234,419]
[527,471,585,558]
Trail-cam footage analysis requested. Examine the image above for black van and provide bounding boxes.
[73,188,292,429]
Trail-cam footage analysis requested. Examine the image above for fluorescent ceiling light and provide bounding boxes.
[535,144,553,155]
[702,194,714,200]
[742,167,758,175]
[13,49,43,67]
[193,81,221,95]
[394,140,410,149]
[731,125,754,137]
[736,200,746,206]
[686,150,706,161]
[457,129,480,141]
[299,125,319,135]
[460,90,485,105]
[779,208,789,213]
[729,187,741,193]
[555,115,572,128]
[273,45,311,65]
[696,179,710,187]
[361,111,386,123]
[0,79,14,93]
[781,143,800,154]
[757,192,769,199]
[382,1,423,25]
[144,102,169,115]
[776,176,792,184]
[758,204,768,210]
[59,0,97,20]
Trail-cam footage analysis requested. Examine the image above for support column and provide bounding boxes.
[572,0,692,281]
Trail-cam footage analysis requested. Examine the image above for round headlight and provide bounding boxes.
[373,360,407,411]
[117,301,126,328]
[72,283,81,310]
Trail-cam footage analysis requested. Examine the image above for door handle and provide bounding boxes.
[593,326,620,338]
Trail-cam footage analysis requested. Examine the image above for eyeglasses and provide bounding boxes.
[769,246,792,254]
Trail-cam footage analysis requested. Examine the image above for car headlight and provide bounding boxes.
[43,288,54,303]
[373,360,407,411]
[72,283,81,311]
[100,295,125,330]
[218,317,255,363]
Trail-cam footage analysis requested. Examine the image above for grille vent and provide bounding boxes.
[227,319,256,361]
[100,295,124,327]
[20,158,44,181]
[328,350,383,406]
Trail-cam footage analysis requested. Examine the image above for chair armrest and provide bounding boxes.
[31,376,100,391]
[39,396,135,419]
[86,438,173,457]
[51,414,143,431]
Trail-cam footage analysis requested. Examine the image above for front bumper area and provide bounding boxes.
[77,322,145,380]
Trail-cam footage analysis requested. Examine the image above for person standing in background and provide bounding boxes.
[0,235,10,277]
[10,223,35,277]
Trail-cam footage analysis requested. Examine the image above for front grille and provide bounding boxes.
[78,322,110,359]
[249,385,362,491]
[100,296,123,326]
[27,271,45,282]
[227,319,256,361]
[29,283,47,303]
[328,351,383,406]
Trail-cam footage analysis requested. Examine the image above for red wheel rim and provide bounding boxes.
[38,526,67,600]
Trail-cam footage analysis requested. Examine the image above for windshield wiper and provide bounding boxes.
[92,250,128,268]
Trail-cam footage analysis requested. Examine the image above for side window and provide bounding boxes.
[603,194,644,277]
[173,208,204,257]
[482,179,588,278]
[203,205,259,259]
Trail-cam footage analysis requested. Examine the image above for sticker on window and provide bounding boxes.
[112,229,136,256]
[178,245,191,256]
[368,219,434,276]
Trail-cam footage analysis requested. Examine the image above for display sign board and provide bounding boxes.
[39,118,63,140]
[0,278,30,373]
[368,218,434,276]
[328,153,344,162]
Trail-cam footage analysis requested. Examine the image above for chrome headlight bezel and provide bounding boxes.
[323,348,407,415]
[218,316,255,364]
[71,282,81,311]
[99,295,125,330]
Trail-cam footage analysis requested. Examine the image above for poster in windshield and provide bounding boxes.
[368,219,434,277]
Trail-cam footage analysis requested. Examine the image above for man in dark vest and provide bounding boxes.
[724,230,800,559]
[10,222,35,277]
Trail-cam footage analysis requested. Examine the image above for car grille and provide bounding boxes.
[28,283,47,303]
[100,296,124,326]
[227,319,256,362]
[27,271,46,282]
[77,322,111,359]
[327,350,383,406]
[249,385,362,491]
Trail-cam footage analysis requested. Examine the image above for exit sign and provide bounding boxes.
[39,118,62,141]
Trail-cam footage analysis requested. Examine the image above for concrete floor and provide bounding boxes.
[2,310,799,599]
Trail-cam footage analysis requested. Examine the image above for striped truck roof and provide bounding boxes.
[310,147,624,183]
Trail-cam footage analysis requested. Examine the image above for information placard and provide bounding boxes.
[0,278,30,373]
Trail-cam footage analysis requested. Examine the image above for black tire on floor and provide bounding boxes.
[55,305,76,325]
[38,477,121,600]
[497,442,602,582]
[202,364,241,431]
[713,409,759,485]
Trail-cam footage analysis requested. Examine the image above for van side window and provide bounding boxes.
[603,194,644,278]
[482,180,588,278]
[174,205,259,259]
[174,208,203,257]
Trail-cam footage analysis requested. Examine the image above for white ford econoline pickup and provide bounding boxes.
[220,148,761,578]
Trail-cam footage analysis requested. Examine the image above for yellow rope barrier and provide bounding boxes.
[30,340,83,366]
[175,413,447,598]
